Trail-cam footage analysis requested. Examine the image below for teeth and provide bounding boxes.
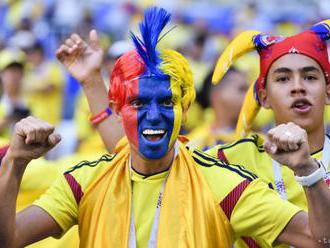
[142,129,165,135]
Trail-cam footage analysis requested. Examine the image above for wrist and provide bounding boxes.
[80,70,103,89]
[293,157,319,177]
[4,149,30,169]
[295,159,326,187]
[1,155,28,180]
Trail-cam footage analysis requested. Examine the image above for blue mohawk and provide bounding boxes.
[130,7,171,79]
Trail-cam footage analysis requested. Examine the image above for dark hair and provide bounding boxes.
[196,67,239,109]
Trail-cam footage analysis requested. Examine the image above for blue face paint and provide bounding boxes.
[136,77,175,159]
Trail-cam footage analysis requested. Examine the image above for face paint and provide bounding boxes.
[121,77,182,159]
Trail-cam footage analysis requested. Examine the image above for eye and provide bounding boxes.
[131,99,144,108]
[276,76,289,83]
[161,98,174,107]
[304,75,317,81]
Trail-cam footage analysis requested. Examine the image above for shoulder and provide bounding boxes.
[205,133,266,162]
[191,148,257,182]
[63,154,117,198]
[64,154,116,175]
[220,133,265,153]
[188,147,257,203]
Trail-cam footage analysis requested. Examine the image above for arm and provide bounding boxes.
[276,211,319,247]
[265,122,330,247]
[56,30,124,152]
[0,117,62,247]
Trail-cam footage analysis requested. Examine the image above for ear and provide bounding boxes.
[258,88,271,109]
[325,83,330,105]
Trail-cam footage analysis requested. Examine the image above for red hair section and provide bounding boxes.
[109,50,145,112]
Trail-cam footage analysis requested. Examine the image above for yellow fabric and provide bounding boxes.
[35,142,233,247]
[22,61,64,125]
[235,82,260,138]
[212,31,260,85]
[253,108,275,131]
[206,133,323,247]
[34,138,300,247]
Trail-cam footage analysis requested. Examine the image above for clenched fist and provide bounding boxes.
[6,117,61,165]
[264,122,318,176]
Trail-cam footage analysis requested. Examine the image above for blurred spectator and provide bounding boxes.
[0,0,325,155]
[22,41,65,125]
[73,40,132,154]
[0,49,30,138]
[103,40,133,82]
[188,67,248,150]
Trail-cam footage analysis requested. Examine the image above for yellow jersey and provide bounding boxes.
[206,133,330,247]
[34,143,300,247]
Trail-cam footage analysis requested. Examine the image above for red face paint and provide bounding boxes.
[121,80,139,150]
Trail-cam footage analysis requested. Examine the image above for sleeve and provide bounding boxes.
[33,173,79,236]
[230,179,301,246]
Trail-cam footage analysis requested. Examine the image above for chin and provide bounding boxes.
[141,146,168,160]
[290,117,318,133]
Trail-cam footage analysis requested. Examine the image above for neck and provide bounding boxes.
[130,146,175,176]
[307,125,325,153]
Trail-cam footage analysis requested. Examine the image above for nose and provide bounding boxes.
[146,102,161,124]
[291,76,306,96]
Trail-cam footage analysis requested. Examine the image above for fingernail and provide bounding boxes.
[271,145,277,154]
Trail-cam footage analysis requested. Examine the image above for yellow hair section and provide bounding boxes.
[235,82,260,139]
[212,30,260,85]
[159,49,195,147]
[315,19,330,29]
[159,49,196,111]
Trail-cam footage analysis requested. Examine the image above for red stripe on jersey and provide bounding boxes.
[220,179,250,219]
[242,236,261,248]
[217,149,229,164]
[64,173,84,204]
[0,145,9,165]
[220,179,260,247]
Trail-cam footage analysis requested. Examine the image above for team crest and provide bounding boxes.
[324,172,330,187]
[288,47,300,54]
[253,34,284,50]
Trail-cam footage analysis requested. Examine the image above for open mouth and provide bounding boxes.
[291,99,312,113]
[142,129,167,141]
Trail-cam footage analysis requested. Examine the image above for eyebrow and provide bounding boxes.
[300,66,321,73]
[273,67,292,74]
[273,66,321,74]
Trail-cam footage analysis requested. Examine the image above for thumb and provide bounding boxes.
[89,29,100,50]
[47,133,61,147]
[264,140,277,155]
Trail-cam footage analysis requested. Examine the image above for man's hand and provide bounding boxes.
[6,116,61,166]
[264,122,318,176]
[56,30,104,85]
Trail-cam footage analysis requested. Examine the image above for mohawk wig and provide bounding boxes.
[109,7,195,112]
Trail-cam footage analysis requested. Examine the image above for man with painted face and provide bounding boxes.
[206,21,330,247]
[2,7,330,248]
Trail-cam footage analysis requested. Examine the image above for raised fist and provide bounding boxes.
[6,116,61,165]
[264,122,317,176]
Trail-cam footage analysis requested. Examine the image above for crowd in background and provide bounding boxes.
[1,0,330,160]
